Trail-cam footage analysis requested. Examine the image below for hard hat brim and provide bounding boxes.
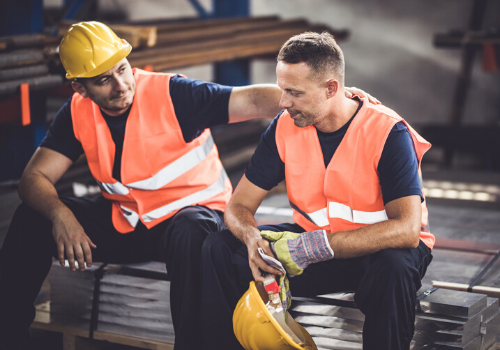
[65,40,132,80]
[233,281,317,350]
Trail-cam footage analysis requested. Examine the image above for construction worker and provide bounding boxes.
[200,32,435,350]
[0,23,373,350]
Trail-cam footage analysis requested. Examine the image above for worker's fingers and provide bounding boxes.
[253,253,283,276]
[57,242,65,267]
[250,262,265,283]
[73,244,86,272]
[65,243,76,271]
[82,241,93,268]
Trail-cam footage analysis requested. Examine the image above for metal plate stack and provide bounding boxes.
[47,261,174,345]
[290,288,500,350]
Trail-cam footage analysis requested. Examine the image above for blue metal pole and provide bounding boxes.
[212,0,250,86]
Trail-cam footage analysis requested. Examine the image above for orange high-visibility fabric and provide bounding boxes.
[72,69,232,233]
[275,97,435,249]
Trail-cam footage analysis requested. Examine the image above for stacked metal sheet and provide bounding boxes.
[46,261,499,349]
[47,261,174,344]
[290,288,500,350]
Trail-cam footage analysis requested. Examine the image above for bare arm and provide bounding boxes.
[329,195,422,259]
[228,84,283,123]
[228,85,380,123]
[224,174,282,282]
[18,147,96,271]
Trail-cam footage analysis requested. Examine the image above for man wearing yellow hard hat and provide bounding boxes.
[0,22,374,349]
[200,32,434,350]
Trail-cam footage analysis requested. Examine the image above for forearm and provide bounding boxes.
[18,171,71,222]
[228,84,282,123]
[224,202,261,245]
[329,218,421,259]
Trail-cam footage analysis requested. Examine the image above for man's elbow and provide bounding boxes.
[405,220,421,248]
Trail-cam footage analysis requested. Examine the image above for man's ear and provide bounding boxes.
[71,81,88,98]
[325,79,339,98]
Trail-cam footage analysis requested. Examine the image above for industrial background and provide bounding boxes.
[0,0,499,349]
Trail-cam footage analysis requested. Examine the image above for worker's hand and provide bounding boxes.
[245,228,283,283]
[260,230,334,276]
[259,250,292,312]
[344,86,380,105]
[51,208,96,272]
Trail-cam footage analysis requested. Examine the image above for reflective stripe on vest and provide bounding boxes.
[128,134,215,190]
[119,167,228,227]
[97,181,130,195]
[142,167,228,223]
[96,134,215,194]
[120,205,140,228]
[329,202,388,225]
[289,201,329,227]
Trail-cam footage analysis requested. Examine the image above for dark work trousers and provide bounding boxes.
[200,223,433,350]
[0,196,226,350]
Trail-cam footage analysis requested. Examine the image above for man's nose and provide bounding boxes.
[279,93,292,109]
[113,76,127,91]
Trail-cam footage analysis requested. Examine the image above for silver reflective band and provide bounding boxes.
[120,205,139,227]
[329,202,388,224]
[128,135,215,190]
[141,168,228,223]
[97,180,130,195]
[307,207,329,227]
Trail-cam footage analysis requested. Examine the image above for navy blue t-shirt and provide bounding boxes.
[245,100,423,205]
[40,75,232,181]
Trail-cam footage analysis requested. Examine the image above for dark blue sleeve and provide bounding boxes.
[39,96,84,161]
[245,113,286,191]
[378,122,423,205]
[169,75,233,143]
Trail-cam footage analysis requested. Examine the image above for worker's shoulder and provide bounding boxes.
[366,103,403,125]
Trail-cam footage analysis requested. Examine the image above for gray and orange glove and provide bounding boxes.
[260,230,334,276]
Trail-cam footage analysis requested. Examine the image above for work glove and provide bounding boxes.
[258,248,291,312]
[260,230,334,276]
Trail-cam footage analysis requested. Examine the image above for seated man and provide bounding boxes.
[0,23,371,350]
[200,32,434,350]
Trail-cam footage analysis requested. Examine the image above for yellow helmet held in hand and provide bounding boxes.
[59,21,132,80]
[233,281,317,350]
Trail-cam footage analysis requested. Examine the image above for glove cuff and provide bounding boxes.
[288,229,334,268]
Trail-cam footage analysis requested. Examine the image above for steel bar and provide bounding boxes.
[0,75,63,95]
[0,50,44,69]
[294,315,364,333]
[418,288,487,318]
[411,335,482,350]
[414,312,481,343]
[0,64,48,82]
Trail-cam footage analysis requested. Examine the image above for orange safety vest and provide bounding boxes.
[275,97,435,249]
[71,69,232,233]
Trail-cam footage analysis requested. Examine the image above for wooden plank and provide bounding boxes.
[432,281,500,299]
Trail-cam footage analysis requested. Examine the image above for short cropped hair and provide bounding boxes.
[277,32,345,83]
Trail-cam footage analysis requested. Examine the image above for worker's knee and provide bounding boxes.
[4,203,53,249]
[355,249,421,313]
[202,229,236,260]
[371,249,420,288]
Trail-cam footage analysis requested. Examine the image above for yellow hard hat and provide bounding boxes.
[233,281,317,350]
[59,21,132,80]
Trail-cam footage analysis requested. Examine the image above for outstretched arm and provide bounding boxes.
[18,147,96,271]
[224,174,282,282]
[228,85,379,123]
